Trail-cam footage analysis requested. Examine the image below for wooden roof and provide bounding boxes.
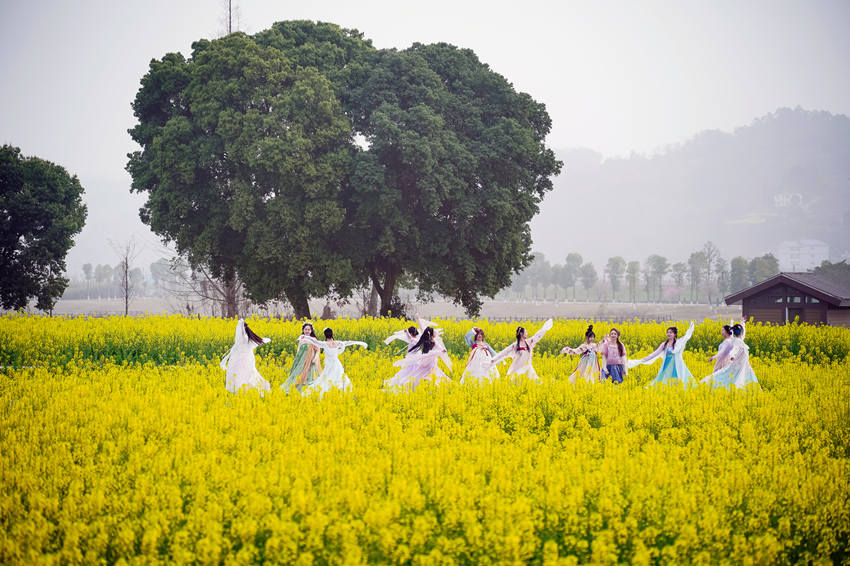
[724,272,850,307]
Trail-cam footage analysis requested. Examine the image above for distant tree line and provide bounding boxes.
[500,242,780,304]
[63,263,147,301]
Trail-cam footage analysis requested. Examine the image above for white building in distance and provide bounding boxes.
[776,239,829,271]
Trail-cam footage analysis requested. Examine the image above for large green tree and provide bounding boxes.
[346,44,562,315]
[127,32,357,317]
[0,145,87,312]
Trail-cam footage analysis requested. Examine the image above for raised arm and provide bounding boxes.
[341,340,368,350]
[528,318,554,347]
[464,328,477,349]
[674,321,696,354]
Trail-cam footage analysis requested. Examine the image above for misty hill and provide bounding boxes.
[531,107,850,267]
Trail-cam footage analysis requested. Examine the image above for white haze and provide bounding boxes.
[1,0,849,278]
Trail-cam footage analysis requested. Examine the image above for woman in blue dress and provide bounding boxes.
[628,321,696,388]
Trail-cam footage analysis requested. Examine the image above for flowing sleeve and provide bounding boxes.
[487,343,496,357]
[434,333,452,369]
[417,316,437,332]
[298,335,328,349]
[529,318,554,347]
[384,330,411,346]
[740,321,747,341]
[342,341,368,350]
[464,328,476,349]
[627,343,666,368]
[491,344,515,365]
[674,322,695,354]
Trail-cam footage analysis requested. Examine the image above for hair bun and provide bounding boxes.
[588,324,593,331]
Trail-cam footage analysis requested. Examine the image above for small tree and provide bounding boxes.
[688,251,708,302]
[605,256,626,301]
[626,261,640,303]
[730,256,749,292]
[565,253,583,300]
[647,255,670,302]
[580,263,598,299]
[112,239,142,315]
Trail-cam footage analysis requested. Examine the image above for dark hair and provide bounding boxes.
[407,326,419,338]
[722,324,733,337]
[585,324,595,340]
[609,328,625,357]
[324,327,333,340]
[409,327,436,354]
[302,323,318,338]
[474,328,485,341]
[516,326,526,350]
[732,323,743,337]
[243,322,264,346]
[666,326,678,349]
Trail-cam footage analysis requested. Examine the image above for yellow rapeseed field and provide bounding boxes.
[0,314,848,564]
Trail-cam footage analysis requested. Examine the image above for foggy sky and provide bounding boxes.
[1,0,849,277]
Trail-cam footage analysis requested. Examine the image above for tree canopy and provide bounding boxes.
[0,145,87,312]
[127,22,561,317]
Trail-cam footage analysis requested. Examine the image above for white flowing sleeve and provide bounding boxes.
[627,343,666,369]
[341,341,368,350]
[491,344,516,365]
[674,322,695,354]
[384,330,411,345]
[298,335,328,349]
[528,318,554,347]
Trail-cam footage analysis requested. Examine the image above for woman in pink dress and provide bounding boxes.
[490,319,553,382]
[384,326,452,391]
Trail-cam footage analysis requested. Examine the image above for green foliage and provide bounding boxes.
[127,32,358,317]
[346,43,562,316]
[0,145,86,312]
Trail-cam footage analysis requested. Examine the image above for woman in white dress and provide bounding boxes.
[220,319,271,394]
[628,321,696,388]
[490,319,554,382]
[461,327,500,384]
[707,323,735,372]
[300,328,367,397]
[701,320,760,390]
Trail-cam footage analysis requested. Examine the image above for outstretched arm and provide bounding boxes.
[491,344,516,365]
[529,318,554,347]
[298,335,328,349]
[674,321,696,353]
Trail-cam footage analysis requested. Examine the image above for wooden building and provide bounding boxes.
[724,272,850,327]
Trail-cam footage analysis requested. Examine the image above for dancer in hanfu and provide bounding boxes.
[490,319,554,382]
[221,319,271,394]
[561,325,602,384]
[599,328,628,384]
[627,321,696,388]
[281,322,322,393]
[300,328,367,397]
[385,326,452,390]
[701,320,759,390]
[461,327,500,384]
[707,323,735,372]
[383,314,436,358]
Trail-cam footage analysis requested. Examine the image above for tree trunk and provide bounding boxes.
[222,275,240,318]
[367,283,379,317]
[372,267,399,317]
[285,288,312,319]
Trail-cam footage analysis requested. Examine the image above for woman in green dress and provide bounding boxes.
[281,323,322,393]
